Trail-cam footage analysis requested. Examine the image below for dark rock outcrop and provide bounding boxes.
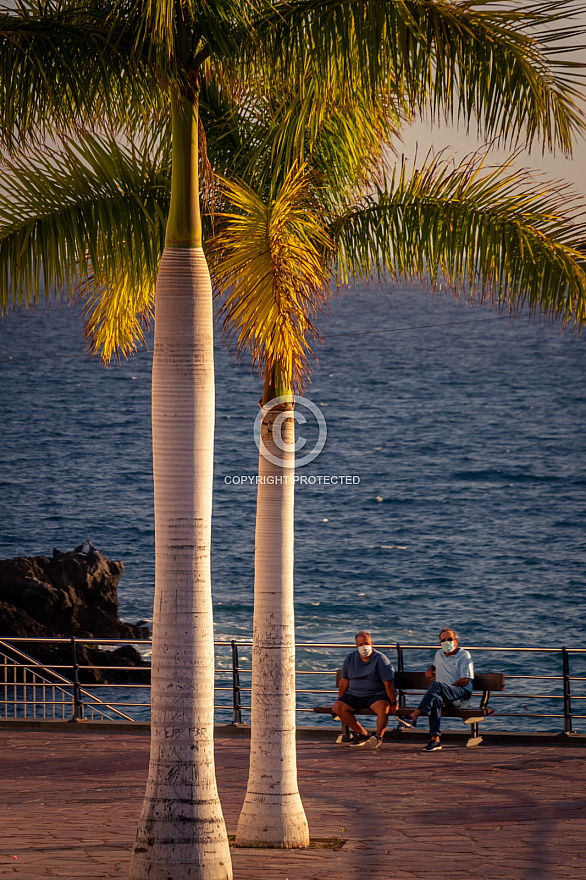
[0,544,150,683]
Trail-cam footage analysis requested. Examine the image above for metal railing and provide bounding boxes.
[1,637,585,734]
[0,639,136,722]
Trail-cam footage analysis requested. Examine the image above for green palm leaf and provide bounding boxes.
[333,151,586,328]
[0,0,167,147]
[262,0,586,152]
[221,64,401,199]
[137,0,254,59]
[0,131,170,359]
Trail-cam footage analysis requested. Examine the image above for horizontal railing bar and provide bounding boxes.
[70,684,150,689]
[231,671,586,684]
[489,713,567,719]
[506,675,565,681]
[0,638,151,645]
[69,703,151,708]
[54,666,148,672]
[11,663,584,686]
[10,686,585,700]
[482,693,566,700]
[0,699,74,706]
[287,707,573,720]
[306,688,581,698]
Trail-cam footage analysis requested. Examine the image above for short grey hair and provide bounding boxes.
[355,630,371,642]
[439,627,458,641]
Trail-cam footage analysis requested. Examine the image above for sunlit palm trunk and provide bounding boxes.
[129,98,232,880]
[236,401,309,847]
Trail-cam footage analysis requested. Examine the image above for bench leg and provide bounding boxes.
[336,721,356,744]
[466,721,483,747]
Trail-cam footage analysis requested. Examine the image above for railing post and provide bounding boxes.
[69,637,84,721]
[230,640,243,725]
[562,646,574,735]
[396,643,406,709]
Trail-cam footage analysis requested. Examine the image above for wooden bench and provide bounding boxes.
[313,670,505,747]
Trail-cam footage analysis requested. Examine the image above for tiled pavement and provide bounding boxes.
[1,728,585,879]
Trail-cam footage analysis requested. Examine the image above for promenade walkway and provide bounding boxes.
[1,728,585,879]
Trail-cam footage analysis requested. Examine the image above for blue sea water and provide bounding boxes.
[1,284,586,730]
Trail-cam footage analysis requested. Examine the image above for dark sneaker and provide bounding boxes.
[397,715,416,729]
[348,732,369,745]
[349,733,373,748]
[422,739,442,752]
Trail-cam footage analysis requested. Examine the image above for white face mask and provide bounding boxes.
[358,644,373,658]
[441,640,456,654]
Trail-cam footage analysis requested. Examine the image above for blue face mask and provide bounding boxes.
[441,640,455,654]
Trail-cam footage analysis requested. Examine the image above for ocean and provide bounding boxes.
[1,283,585,731]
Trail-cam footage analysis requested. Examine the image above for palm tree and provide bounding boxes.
[0,4,253,877]
[2,0,586,871]
[211,166,334,847]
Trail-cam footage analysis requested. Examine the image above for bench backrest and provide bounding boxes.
[394,671,504,692]
[335,669,504,691]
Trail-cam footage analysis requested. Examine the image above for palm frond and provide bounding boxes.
[0,0,167,148]
[0,131,170,359]
[332,151,586,329]
[209,165,334,390]
[231,72,400,199]
[136,0,258,64]
[259,0,586,153]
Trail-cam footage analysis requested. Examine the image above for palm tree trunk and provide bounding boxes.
[236,398,309,848]
[129,97,232,880]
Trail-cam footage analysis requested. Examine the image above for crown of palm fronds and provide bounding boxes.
[219,63,401,201]
[210,164,334,392]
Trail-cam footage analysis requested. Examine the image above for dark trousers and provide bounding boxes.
[417,681,472,736]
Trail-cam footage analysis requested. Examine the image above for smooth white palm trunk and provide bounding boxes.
[236,403,309,847]
[130,247,232,880]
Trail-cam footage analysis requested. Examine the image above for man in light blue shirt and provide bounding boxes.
[332,631,398,749]
[400,627,474,752]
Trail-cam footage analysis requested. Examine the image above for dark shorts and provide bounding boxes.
[338,691,390,712]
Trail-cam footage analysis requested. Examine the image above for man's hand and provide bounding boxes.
[425,665,436,682]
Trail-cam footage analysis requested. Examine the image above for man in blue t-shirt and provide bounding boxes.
[400,627,474,752]
[332,630,398,749]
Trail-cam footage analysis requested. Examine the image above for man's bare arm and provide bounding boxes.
[338,677,349,699]
[454,677,469,687]
[384,679,398,713]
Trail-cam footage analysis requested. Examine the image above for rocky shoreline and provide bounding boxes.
[0,544,150,683]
